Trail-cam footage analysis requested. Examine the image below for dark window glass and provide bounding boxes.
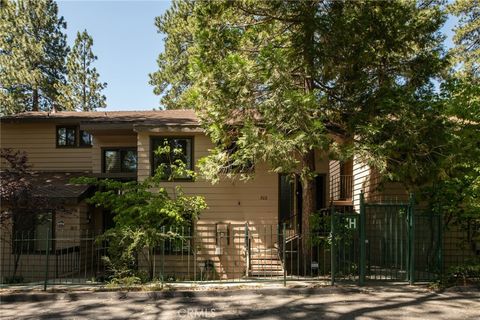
[57,127,76,146]
[103,148,137,173]
[121,149,137,173]
[104,150,121,173]
[13,212,54,253]
[151,137,193,178]
[223,141,254,173]
[79,130,92,147]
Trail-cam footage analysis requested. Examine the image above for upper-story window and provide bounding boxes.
[151,137,193,179]
[56,126,92,148]
[103,148,137,173]
[79,130,92,147]
[57,126,76,147]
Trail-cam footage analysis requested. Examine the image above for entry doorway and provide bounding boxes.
[278,174,326,233]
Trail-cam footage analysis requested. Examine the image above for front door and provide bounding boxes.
[278,174,327,232]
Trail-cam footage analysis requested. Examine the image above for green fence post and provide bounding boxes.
[245,222,249,278]
[43,228,50,291]
[359,191,366,286]
[438,212,443,281]
[330,206,335,286]
[408,193,415,285]
[283,223,286,287]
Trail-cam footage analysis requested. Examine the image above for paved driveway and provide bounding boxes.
[1,284,479,319]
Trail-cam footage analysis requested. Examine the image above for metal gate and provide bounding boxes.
[332,193,442,284]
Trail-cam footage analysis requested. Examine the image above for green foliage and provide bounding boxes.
[448,0,480,78]
[422,0,480,231]
[56,30,107,111]
[308,210,356,247]
[445,258,480,286]
[0,0,69,114]
[152,0,448,229]
[72,142,207,282]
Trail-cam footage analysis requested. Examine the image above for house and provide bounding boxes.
[0,110,338,282]
[0,110,476,283]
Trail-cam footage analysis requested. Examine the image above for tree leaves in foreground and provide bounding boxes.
[0,148,65,280]
[56,30,107,111]
[0,0,69,115]
[72,141,207,283]
[425,0,480,235]
[449,0,480,78]
[151,0,447,232]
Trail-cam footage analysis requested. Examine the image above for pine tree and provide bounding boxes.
[151,0,447,234]
[0,0,69,115]
[57,30,107,111]
[449,0,480,78]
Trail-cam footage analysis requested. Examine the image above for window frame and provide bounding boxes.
[56,125,93,148]
[79,130,93,148]
[222,141,255,174]
[101,147,138,174]
[12,211,55,255]
[150,136,194,181]
[56,125,78,148]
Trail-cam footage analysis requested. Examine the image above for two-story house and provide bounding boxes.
[1,110,339,282]
[2,110,473,284]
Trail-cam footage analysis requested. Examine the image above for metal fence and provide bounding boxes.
[1,202,478,288]
[0,230,107,288]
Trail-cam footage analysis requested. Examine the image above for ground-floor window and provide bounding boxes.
[13,211,54,253]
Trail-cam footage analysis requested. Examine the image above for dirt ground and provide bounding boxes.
[0,283,479,319]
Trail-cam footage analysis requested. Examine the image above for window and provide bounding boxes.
[79,130,92,147]
[13,212,54,253]
[103,148,137,173]
[56,126,92,148]
[151,137,193,179]
[56,126,76,147]
[223,141,254,174]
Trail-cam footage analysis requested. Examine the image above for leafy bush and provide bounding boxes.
[446,259,480,286]
[72,141,207,283]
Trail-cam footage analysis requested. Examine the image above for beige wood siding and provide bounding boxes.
[138,132,279,225]
[352,155,409,211]
[0,122,92,172]
[138,132,331,225]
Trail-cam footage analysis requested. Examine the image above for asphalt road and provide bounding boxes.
[1,284,479,319]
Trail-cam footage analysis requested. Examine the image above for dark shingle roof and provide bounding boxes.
[0,110,199,126]
[0,172,93,201]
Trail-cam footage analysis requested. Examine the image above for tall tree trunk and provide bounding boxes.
[301,2,316,236]
[32,87,39,111]
[299,3,317,271]
[301,150,316,236]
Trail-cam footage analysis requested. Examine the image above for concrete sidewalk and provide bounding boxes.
[1,284,479,319]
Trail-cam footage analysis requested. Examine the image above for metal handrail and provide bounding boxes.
[330,174,353,201]
[244,222,251,277]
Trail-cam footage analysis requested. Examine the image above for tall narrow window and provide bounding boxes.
[79,130,92,147]
[151,137,193,179]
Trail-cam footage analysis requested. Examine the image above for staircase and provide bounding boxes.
[248,247,285,277]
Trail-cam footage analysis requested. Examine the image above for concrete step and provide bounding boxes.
[250,257,281,262]
[251,265,283,271]
[250,270,285,277]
